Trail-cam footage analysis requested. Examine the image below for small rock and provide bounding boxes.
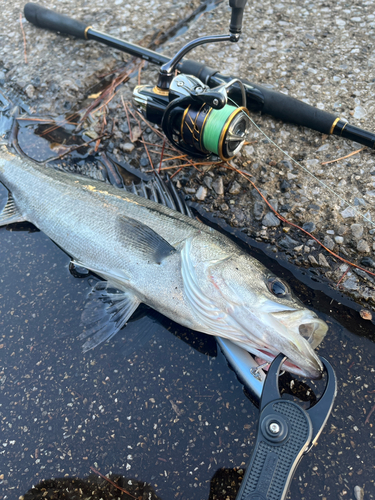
[354,485,364,500]
[119,122,130,134]
[229,181,241,195]
[220,203,229,212]
[130,126,142,142]
[357,239,370,253]
[308,203,321,212]
[359,310,372,321]
[251,187,267,201]
[342,276,359,291]
[25,83,35,98]
[354,268,374,283]
[280,180,290,192]
[196,186,207,201]
[269,199,278,211]
[306,159,320,167]
[341,206,356,219]
[318,254,330,268]
[294,245,304,253]
[323,235,335,251]
[351,223,364,239]
[262,212,280,227]
[280,235,299,249]
[121,142,135,153]
[184,187,196,194]
[287,172,297,180]
[243,145,254,157]
[308,255,319,266]
[278,160,293,170]
[354,197,366,206]
[304,246,310,253]
[353,106,366,119]
[360,256,375,268]
[204,176,213,189]
[254,201,265,220]
[212,177,224,196]
[302,221,316,233]
[334,236,344,244]
[337,225,348,236]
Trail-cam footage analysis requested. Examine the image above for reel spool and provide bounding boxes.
[133,74,250,160]
[180,102,249,160]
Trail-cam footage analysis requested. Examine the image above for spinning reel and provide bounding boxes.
[132,0,251,161]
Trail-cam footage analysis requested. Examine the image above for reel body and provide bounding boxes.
[133,74,250,160]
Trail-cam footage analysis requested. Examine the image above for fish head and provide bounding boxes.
[182,237,327,379]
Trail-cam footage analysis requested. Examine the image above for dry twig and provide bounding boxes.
[45,133,111,163]
[321,147,366,165]
[19,13,27,64]
[365,404,375,424]
[158,139,166,173]
[89,466,135,498]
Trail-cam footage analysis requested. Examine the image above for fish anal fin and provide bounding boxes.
[79,281,141,352]
[117,214,176,264]
[0,192,25,227]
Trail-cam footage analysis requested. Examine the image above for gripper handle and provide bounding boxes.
[236,400,312,500]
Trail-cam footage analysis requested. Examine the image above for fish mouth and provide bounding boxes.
[235,310,328,379]
[264,311,327,378]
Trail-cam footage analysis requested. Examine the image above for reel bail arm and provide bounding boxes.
[157,0,248,91]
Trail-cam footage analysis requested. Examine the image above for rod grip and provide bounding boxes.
[24,3,89,39]
[246,81,338,134]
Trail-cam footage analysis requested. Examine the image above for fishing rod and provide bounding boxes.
[24,1,375,162]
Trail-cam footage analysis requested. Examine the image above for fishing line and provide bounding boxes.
[228,97,375,228]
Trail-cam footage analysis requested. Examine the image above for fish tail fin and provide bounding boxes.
[0,192,26,227]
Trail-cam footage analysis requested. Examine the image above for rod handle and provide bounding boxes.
[24,3,89,39]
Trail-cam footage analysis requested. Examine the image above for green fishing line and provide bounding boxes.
[202,105,236,156]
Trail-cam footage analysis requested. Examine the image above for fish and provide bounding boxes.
[0,145,328,378]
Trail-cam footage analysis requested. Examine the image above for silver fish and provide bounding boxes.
[0,146,327,378]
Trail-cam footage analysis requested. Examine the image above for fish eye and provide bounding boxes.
[267,277,289,297]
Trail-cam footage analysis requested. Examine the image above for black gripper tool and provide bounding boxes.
[236,353,337,500]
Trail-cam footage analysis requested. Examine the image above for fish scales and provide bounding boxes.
[0,147,328,378]
[0,148,238,328]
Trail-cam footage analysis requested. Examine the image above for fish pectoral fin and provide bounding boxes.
[0,192,26,226]
[79,281,141,352]
[117,214,176,264]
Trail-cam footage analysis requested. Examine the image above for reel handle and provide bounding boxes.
[24,3,89,39]
[229,0,248,34]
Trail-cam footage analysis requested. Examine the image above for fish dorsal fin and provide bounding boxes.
[79,281,141,352]
[0,192,25,227]
[117,214,176,264]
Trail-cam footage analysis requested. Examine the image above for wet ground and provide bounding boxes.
[1,173,375,499]
[1,1,375,499]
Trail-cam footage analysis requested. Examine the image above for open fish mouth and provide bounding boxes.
[235,311,328,379]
